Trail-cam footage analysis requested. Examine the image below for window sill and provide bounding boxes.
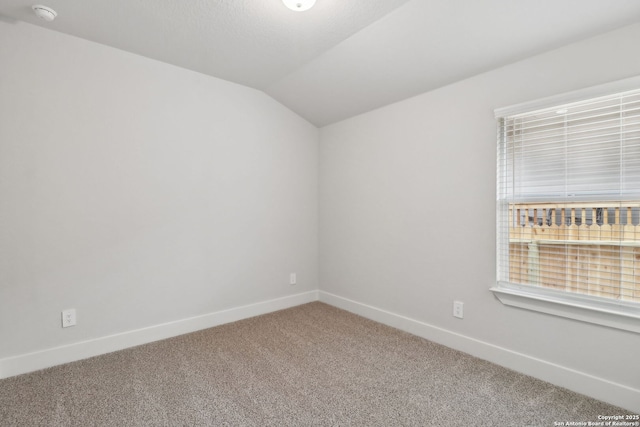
[490,283,640,334]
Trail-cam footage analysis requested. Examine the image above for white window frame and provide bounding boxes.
[492,75,640,334]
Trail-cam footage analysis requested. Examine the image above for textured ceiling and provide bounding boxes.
[2,0,640,126]
[267,0,640,126]
[0,0,410,89]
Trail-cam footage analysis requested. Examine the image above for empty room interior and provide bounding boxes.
[1,0,640,425]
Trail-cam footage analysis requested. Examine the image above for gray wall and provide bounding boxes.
[320,23,640,392]
[0,21,318,359]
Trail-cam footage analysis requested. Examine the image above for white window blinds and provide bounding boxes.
[497,88,640,304]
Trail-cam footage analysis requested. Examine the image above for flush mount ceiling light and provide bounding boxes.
[32,5,57,22]
[282,0,316,12]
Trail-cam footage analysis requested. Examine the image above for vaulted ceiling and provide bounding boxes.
[2,0,640,126]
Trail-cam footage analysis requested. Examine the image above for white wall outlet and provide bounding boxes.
[289,273,297,285]
[453,301,464,319]
[62,309,76,328]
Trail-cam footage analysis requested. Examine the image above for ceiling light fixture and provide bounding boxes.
[32,5,57,22]
[282,0,316,12]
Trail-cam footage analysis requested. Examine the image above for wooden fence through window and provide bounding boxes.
[508,202,640,302]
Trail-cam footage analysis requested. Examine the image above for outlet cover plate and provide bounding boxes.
[62,309,76,328]
[453,301,464,319]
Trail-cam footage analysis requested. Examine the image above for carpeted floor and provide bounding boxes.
[0,302,627,426]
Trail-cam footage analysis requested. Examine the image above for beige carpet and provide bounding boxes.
[0,302,627,426]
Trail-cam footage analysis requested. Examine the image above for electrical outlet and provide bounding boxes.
[289,273,297,285]
[62,309,76,328]
[453,301,464,319]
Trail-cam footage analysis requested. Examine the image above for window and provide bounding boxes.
[493,81,640,333]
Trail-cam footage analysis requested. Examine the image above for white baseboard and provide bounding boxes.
[319,291,640,413]
[0,290,319,380]
[3,289,638,413]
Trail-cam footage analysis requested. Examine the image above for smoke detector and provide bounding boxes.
[32,5,57,22]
